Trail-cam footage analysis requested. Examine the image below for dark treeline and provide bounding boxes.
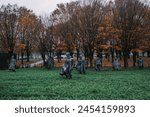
[0,0,150,68]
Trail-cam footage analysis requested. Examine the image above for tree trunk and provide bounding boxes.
[17,53,20,60]
[21,52,24,68]
[41,52,46,66]
[147,51,150,57]
[59,51,62,61]
[116,50,119,58]
[77,49,79,60]
[110,48,114,63]
[89,50,94,67]
[123,51,128,68]
[89,58,93,67]
[26,51,30,62]
[50,50,52,58]
[8,51,13,58]
[107,52,110,62]
[119,51,122,60]
[26,41,30,62]
[133,52,137,67]
[142,52,145,57]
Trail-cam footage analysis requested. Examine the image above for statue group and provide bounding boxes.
[8,52,144,77]
[60,52,86,79]
[60,52,123,79]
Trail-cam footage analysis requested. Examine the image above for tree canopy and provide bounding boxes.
[0,0,149,67]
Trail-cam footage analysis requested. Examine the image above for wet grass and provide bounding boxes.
[0,68,150,100]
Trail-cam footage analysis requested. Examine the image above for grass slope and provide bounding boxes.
[0,68,150,100]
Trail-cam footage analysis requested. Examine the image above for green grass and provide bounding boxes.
[0,68,150,100]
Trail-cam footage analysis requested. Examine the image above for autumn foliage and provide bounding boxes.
[0,0,149,68]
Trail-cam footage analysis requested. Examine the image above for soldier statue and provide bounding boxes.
[9,55,16,72]
[112,57,120,70]
[137,57,144,69]
[47,57,54,70]
[95,56,102,71]
[76,54,86,74]
[60,52,73,79]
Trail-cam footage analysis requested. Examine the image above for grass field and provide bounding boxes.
[0,68,150,100]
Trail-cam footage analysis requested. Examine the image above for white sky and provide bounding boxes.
[0,0,77,15]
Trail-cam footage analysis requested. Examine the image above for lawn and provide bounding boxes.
[0,68,150,100]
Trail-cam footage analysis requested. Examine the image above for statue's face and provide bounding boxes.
[11,56,14,59]
[66,52,70,57]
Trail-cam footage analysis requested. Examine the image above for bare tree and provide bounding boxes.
[113,0,149,68]
[71,0,104,67]
[34,15,55,66]
[0,4,19,55]
[52,1,80,59]
[18,7,37,62]
[41,15,55,57]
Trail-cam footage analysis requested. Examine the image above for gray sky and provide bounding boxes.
[0,0,76,15]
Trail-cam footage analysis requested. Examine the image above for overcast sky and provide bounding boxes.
[0,0,77,15]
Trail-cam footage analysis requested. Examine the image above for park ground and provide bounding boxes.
[0,67,150,100]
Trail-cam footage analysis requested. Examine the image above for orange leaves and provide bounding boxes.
[97,45,122,51]
[131,48,143,53]
[56,43,67,52]
[115,46,122,51]
[18,8,37,28]
[15,43,26,52]
[19,15,35,27]
[18,44,26,49]
[56,42,75,52]
[99,44,111,50]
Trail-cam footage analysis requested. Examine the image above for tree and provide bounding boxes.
[34,15,55,66]
[52,1,80,58]
[139,7,150,57]
[71,0,104,67]
[113,0,149,68]
[18,7,37,62]
[33,18,46,65]
[0,4,19,55]
[41,15,56,58]
[16,43,26,67]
